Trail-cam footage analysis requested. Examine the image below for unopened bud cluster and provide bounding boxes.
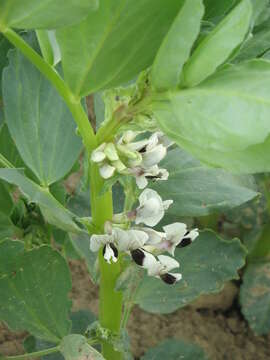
[90,131,199,285]
[91,131,170,189]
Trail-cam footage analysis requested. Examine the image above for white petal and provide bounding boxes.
[113,228,129,251]
[163,200,173,210]
[146,132,159,150]
[128,230,149,249]
[114,228,148,251]
[90,234,112,252]
[104,143,119,161]
[159,168,169,181]
[91,143,106,163]
[91,149,106,163]
[103,244,118,264]
[139,188,161,205]
[128,139,149,151]
[119,130,139,144]
[170,273,182,282]
[157,255,180,273]
[142,252,161,275]
[142,144,167,168]
[163,223,187,240]
[99,164,115,179]
[136,175,148,189]
[185,228,199,241]
[143,228,165,245]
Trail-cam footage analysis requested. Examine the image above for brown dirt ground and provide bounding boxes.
[1,260,270,360]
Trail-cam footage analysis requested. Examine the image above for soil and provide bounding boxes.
[1,260,270,360]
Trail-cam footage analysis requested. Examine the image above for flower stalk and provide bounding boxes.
[90,163,123,360]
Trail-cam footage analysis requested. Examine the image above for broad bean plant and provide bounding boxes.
[0,0,270,359]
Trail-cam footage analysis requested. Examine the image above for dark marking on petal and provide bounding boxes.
[102,245,106,257]
[160,273,176,285]
[131,248,145,266]
[178,237,192,248]
[110,243,119,258]
[139,145,147,153]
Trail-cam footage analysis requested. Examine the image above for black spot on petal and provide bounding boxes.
[160,273,177,285]
[110,243,119,258]
[131,249,145,266]
[179,237,192,248]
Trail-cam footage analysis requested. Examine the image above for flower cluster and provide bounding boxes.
[90,188,199,285]
[91,131,169,189]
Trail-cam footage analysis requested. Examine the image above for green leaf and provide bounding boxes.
[0,180,13,216]
[3,50,82,186]
[250,0,269,25]
[0,0,98,30]
[151,0,204,91]
[0,213,17,238]
[240,260,270,335]
[235,20,270,61]
[0,34,12,96]
[0,124,26,169]
[135,230,246,314]
[0,168,82,233]
[154,60,270,155]
[24,310,96,360]
[0,239,24,272]
[60,335,104,360]
[142,339,208,360]
[182,0,252,87]
[170,130,270,173]
[56,0,184,96]
[36,30,61,66]
[0,240,72,342]
[203,0,236,22]
[152,148,258,217]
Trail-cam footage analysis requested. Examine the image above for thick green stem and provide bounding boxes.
[1,27,96,151]
[90,163,123,360]
[2,346,60,360]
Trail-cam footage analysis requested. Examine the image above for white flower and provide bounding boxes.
[113,228,148,251]
[131,165,169,189]
[90,234,118,264]
[160,223,188,255]
[135,189,173,227]
[147,254,182,285]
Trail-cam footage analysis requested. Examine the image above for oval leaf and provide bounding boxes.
[0,0,98,30]
[142,339,208,360]
[3,50,82,185]
[151,0,204,91]
[152,148,258,217]
[135,230,246,314]
[0,240,72,342]
[56,0,184,96]
[60,334,104,360]
[153,60,270,154]
[182,0,252,87]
